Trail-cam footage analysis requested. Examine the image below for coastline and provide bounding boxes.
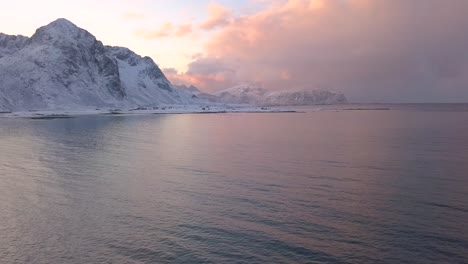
[0,105,299,119]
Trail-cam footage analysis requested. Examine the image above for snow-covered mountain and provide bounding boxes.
[264,90,348,106]
[174,84,220,103]
[174,84,201,94]
[214,84,348,106]
[214,84,268,105]
[0,34,29,59]
[0,18,198,111]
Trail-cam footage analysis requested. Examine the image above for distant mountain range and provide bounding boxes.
[0,19,347,112]
[212,84,347,106]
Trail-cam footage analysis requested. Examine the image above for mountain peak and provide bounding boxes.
[0,18,197,111]
[47,18,79,30]
[31,18,96,45]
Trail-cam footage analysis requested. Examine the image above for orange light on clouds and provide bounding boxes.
[310,0,326,10]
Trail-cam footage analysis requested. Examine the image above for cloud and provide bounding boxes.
[176,24,193,37]
[135,22,174,39]
[170,0,468,102]
[164,59,238,91]
[122,12,146,20]
[163,68,178,75]
[200,3,231,30]
[135,22,194,39]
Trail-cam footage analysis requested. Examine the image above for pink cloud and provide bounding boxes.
[200,3,231,30]
[169,0,468,102]
[176,24,193,37]
[135,22,174,39]
[135,22,194,39]
[122,12,146,20]
[163,59,238,92]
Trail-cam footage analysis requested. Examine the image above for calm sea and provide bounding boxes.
[1,104,468,263]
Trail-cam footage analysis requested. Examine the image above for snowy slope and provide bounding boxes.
[214,84,348,106]
[214,84,268,105]
[0,18,199,111]
[174,84,201,94]
[174,84,220,103]
[0,33,29,59]
[106,47,202,105]
[264,90,348,106]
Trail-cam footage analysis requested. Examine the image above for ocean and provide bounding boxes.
[1,104,467,263]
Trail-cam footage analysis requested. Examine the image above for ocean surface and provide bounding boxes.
[1,104,468,263]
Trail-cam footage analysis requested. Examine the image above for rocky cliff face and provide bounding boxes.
[0,33,29,59]
[0,18,195,111]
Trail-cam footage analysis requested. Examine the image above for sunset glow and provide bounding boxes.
[2,0,468,102]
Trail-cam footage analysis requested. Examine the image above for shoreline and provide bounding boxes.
[0,106,300,119]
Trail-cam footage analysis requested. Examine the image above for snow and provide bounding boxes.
[0,18,348,113]
[0,18,205,112]
[264,89,348,106]
[214,84,268,105]
[174,84,201,94]
[0,105,298,119]
[0,33,29,59]
[213,84,348,106]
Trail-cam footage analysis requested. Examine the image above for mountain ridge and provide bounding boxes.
[0,18,348,112]
[0,18,197,111]
[213,84,348,106]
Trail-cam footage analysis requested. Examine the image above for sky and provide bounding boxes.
[1,0,468,102]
